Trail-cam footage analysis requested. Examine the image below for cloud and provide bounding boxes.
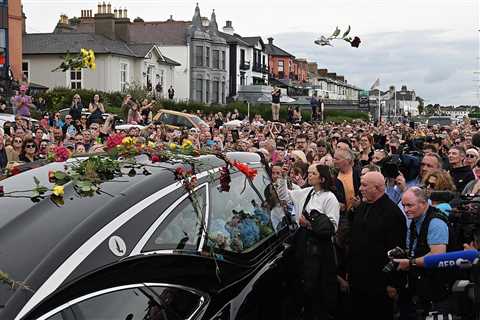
[271,29,477,106]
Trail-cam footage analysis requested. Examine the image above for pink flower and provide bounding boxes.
[54,146,70,162]
[106,133,124,150]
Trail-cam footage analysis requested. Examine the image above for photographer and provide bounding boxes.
[395,187,450,319]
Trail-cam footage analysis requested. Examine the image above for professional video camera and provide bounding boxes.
[450,195,480,245]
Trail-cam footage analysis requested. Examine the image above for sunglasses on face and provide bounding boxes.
[25,144,36,148]
[14,139,22,143]
[466,154,477,159]
[426,182,436,189]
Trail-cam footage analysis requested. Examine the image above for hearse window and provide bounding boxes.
[176,116,193,129]
[159,113,178,126]
[45,314,63,320]
[143,187,206,252]
[208,168,281,253]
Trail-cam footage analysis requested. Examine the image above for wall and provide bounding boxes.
[8,0,22,80]
[269,55,293,80]
[157,45,189,101]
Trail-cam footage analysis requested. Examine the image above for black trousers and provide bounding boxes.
[351,288,394,320]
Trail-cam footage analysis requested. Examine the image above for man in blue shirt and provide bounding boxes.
[395,187,450,319]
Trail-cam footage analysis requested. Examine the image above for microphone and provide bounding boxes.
[423,250,479,269]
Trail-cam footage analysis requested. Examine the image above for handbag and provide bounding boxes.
[302,189,335,240]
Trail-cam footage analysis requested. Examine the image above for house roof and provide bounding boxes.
[128,43,181,66]
[218,31,251,47]
[127,21,190,46]
[242,36,265,48]
[23,33,180,65]
[264,43,295,58]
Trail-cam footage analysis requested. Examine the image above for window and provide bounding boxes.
[158,113,178,126]
[278,60,284,72]
[120,62,128,92]
[212,80,219,104]
[69,69,82,89]
[195,78,203,102]
[143,187,205,252]
[146,65,154,91]
[222,81,225,104]
[212,50,220,69]
[206,79,210,103]
[208,169,280,253]
[240,49,245,65]
[45,286,203,320]
[22,61,29,81]
[221,51,226,70]
[240,72,245,86]
[206,47,210,67]
[195,46,203,67]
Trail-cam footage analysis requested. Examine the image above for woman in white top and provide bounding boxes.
[285,164,340,320]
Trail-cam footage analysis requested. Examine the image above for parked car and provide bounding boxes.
[427,116,453,127]
[0,152,295,320]
[58,108,123,125]
[153,109,210,131]
[0,113,39,130]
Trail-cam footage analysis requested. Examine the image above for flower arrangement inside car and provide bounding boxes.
[0,133,262,289]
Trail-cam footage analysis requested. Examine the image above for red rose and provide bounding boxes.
[10,166,20,176]
[106,133,124,150]
[0,185,4,197]
[175,167,185,178]
[151,155,160,163]
[233,161,257,179]
[351,36,361,48]
[54,146,70,162]
[48,171,55,183]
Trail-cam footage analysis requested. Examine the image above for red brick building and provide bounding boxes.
[8,0,23,80]
[265,37,295,81]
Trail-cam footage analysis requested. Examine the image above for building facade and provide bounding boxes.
[23,9,180,94]
[219,21,269,100]
[0,0,23,81]
[265,37,295,81]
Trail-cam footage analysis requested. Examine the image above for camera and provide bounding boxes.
[382,247,407,273]
[450,196,480,246]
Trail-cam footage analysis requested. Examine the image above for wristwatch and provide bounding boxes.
[409,258,417,267]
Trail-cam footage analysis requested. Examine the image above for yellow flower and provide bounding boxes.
[181,139,193,149]
[90,62,96,70]
[169,143,177,151]
[80,48,88,58]
[52,185,64,197]
[122,137,135,146]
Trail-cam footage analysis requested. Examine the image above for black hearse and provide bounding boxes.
[0,152,295,320]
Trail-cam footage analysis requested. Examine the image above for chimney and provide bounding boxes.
[222,20,234,35]
[118,8,123,18]
[22,5,26,34]
[268,37,273,45]
[97,3,101,14]
[318,69,328,76]
[102,2,107,14]
[54,14,74,33]
[114,9,131,42]
[114,9,117,18]
[168,15,174,21]
[107,2,111,14]
[124,8,128,18]
[94,6,116,39]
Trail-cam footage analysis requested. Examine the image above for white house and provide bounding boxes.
[218,21,269,100]
[23,15,180,95]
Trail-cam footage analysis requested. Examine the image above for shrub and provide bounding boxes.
[40,88,368,122]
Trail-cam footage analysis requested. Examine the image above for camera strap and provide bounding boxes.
[302,189,315,216]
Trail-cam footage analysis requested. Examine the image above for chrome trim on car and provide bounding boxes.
[130,182,209,256]
[36,283,208,320]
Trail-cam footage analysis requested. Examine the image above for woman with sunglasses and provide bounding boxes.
[88,94,105,125]
[19,138,39,163]
[464,148,479,169]
[5,135,22,162]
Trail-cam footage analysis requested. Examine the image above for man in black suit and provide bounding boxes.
[348,172,407,320]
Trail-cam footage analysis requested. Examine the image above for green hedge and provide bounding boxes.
[39,88,369,122]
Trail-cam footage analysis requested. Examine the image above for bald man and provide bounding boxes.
[348,172,407,320]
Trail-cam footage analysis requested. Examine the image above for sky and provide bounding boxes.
[23,0,480,106]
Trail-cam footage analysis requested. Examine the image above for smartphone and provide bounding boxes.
[231,130,239,142]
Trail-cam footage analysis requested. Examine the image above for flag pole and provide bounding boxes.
[378,89,381,121]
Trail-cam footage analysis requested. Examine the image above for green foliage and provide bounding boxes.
[40,88,368,122]
[469,113,480,119]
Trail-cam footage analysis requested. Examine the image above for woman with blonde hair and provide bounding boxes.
[423,170,456,194]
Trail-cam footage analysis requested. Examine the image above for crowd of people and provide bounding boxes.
[1,88,480,319]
